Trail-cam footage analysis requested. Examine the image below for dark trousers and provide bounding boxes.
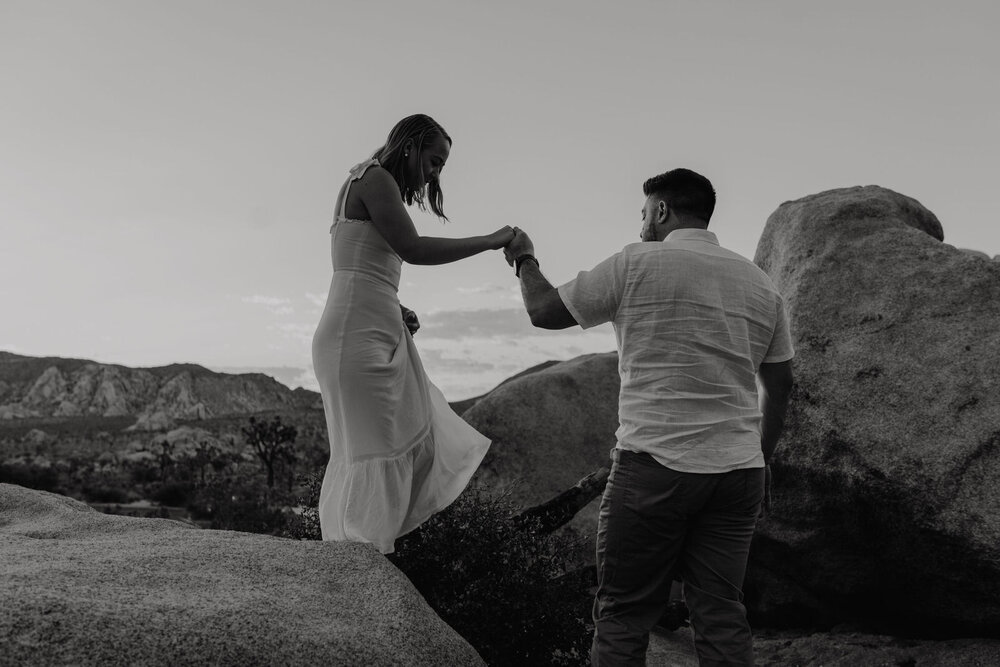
[590,449,764,666]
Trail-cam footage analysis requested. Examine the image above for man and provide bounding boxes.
[504,168,794,666]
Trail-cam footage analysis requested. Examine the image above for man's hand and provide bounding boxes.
[759,465,772,519]
[400,304,420,336]
[503,227,535,267]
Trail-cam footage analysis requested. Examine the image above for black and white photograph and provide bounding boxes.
[2,1,999,664]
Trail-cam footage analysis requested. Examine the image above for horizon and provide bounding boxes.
[0,348,569,400]
[3,0,998,400]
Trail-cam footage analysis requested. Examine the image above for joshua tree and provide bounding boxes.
[241,416,298,489]
[192,441,214,486]
[158,441,174,481]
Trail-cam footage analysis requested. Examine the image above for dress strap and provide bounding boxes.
[338,157,381,221]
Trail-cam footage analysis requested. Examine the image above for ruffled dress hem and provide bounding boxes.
[320,427,491,554]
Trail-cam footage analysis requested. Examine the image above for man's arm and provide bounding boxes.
[517,260,578,330]
[758,359,793,463]
[504,229,578,330]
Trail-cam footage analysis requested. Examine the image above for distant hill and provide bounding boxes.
[211,365,313,392]
[0,352,321,426]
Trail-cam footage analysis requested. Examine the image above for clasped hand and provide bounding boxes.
[503,226,534,267]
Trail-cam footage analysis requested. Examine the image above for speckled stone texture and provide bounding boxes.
[751,629,1000,666]
[0,483,484,666]
[463,352,620,555]
[749,186,1000,636]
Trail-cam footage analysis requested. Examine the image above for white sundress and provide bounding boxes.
[311,158,491,554]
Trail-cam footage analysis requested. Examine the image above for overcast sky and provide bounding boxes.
[2,0,997,399]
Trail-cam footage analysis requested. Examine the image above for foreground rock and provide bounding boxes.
[751,186,1000,636]
[752,629,1000,666]
[0,484,483,666]
[463,353,620,554]
[645,626,1000,666]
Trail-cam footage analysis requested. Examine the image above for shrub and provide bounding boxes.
[152,481,195,507]
[280,473,594,664]
[281,472,323,541]
[0,463,60,492]
[190,477,289,535]
[82,483,129,504]
[389,485,593,666]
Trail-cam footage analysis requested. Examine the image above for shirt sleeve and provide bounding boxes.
[556,251,627,330]
[763,294,795,363]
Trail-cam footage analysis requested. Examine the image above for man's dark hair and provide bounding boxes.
[642,169,716,223]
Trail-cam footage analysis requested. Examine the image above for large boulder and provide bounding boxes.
[463,353,620,553]
[750,186,1000,636]
[0,484,483,666]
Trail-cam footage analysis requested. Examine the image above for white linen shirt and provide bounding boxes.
[557,228,794,473]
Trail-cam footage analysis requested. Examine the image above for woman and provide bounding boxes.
[312,114,513,553]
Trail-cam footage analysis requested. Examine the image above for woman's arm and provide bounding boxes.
[356,168,513,265]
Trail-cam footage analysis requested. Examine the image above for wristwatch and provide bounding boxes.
[515,254,539,277]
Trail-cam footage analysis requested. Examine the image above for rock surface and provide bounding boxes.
[750,185,1000,636]
[646,626,1000,665]
[751,629,1000,666]
[0,483,483,666]
[462,353,620,552]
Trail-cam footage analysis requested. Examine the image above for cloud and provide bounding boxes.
[242,294,296,316]
[292,367,320,392]
[449,283,524,306]
[242,295,291,306]
[453,283,521,299]
[304,292,327,307]
[411,307,617,399]
[273,322,315,346]
[417,307,537,338]
[243,307,615,402]
[455,285,506,294]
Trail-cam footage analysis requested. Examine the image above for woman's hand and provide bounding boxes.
[487,226,516,250]
[400,304,420,336]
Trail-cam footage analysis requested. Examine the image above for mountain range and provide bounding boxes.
[0,351,321,428]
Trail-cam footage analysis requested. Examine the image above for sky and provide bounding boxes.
[2,0,998,399]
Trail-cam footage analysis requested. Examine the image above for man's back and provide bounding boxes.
[560,228,792,473]
[528,168,795,667]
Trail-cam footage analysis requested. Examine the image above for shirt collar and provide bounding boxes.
[663,228,719,245]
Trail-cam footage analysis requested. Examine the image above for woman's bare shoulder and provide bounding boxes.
[356,164,397,192]
[340,165,399,220]
[354,165,403,207]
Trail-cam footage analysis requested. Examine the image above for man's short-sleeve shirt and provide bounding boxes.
[557,229,794,473]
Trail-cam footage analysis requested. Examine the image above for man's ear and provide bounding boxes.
[403,138,415,155]
[657,201,670,224]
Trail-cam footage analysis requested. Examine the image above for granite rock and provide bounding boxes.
[463,353,620,553]
[750,185,1000,636]
[0,483,484,666]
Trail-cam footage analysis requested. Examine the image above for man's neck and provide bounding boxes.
[660,219,709,241]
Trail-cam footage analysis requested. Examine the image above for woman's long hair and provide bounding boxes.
[372,114,451,219]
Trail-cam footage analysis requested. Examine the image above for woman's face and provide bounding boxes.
[406,134,451,186]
